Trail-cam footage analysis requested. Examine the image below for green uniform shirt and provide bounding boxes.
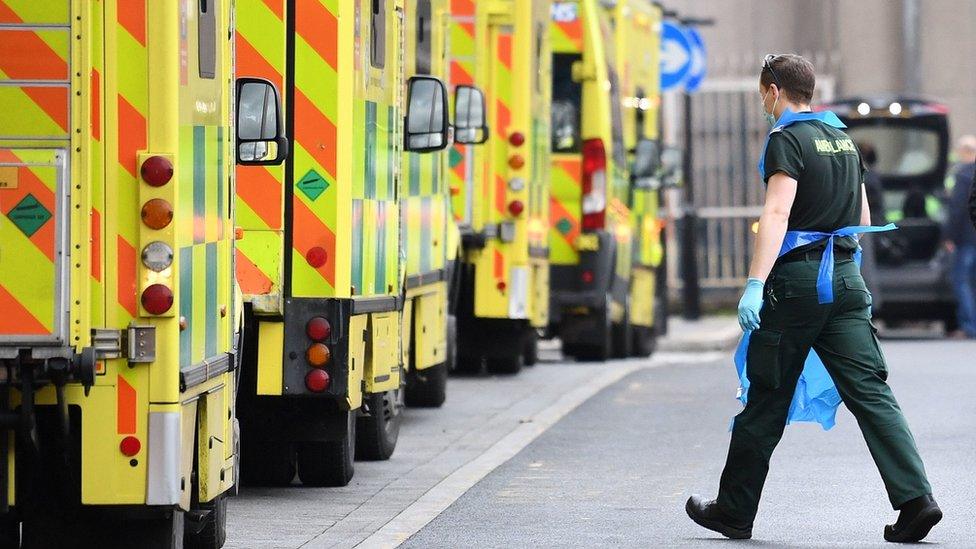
[763,119,864,251]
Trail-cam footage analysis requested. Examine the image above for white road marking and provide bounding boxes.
[356,351,724,548]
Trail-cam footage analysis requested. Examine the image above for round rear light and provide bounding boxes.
[305,369,330,393]
[141,241,174,272]
[581,270,595,284]
[496,281,507,291]
[306,343,331,368]
[306,246,328,268]
[120,436,141,457]
[509,132,525,147]
[141,155,174,187]
[508,154,525,170]
[306,317,332,341]
[508,200,524,217]
[141,198,174,230]
[141,284,174,315]
[508,177,526,192]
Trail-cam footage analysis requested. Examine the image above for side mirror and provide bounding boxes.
[236,78,288,165]
[632,139,661,189]
[454,85,489,145]
[405,76,450,153]
[660,146,684,188]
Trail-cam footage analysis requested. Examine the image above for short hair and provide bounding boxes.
[760,54,816,104]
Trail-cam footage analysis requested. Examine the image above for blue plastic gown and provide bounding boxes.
[734,108,897,430]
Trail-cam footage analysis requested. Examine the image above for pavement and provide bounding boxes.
[658,315,741,352]
[225,321,973,548]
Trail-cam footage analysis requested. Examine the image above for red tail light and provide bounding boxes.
[306,317,331,341]
[581,138,607,231]
[509,132,525,147]
[140,155,174,187]
[141,284,173,315]
[581,270,594,284]
[305,369,330,393]
[508,200,524,217]
[120,436,141,457]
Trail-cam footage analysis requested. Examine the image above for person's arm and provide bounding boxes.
[748,173,798,281]
[860,183,871,226]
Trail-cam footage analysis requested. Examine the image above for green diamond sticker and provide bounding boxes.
[448,147,464,168]
[7,193,51,237]
[297,169,330,201]
[556,217,572,235]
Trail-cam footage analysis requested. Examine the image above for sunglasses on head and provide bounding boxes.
[762,54,781,88]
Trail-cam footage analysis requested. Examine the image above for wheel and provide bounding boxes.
[453,353,482,375]
[241,439,295,486]
[486,353,523,375]
[355,389,403,461]
[405,361,448,407]
[631,325,658,357]
[575,295,613,362]
[185,495,227,549]
[523,329,539,366]
[445,314,458,372]
[612,299,632,359]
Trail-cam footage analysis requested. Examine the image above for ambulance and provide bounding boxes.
[0,0,277,546]
[548,0,665,361]
[448,0,553,374]
[234,0,451,486]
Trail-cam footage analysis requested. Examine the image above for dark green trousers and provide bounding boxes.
[717,257,931,524]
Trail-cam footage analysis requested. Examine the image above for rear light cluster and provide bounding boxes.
[507,131,525,218]
[139,155,175,315]
[304,317,332,393]
[581,138,607,231]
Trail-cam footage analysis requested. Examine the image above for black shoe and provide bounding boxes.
[884,494,942,543]
[685,495,752,540]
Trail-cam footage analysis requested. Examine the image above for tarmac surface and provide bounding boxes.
[226,335,974,548]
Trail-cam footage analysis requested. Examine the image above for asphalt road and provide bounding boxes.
[403,339,976,548]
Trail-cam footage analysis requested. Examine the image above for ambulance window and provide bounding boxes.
[551,53,582,153]
[416,0,432,74]
[198,0,216,79]
[371,0,386,68]
[607,68,627,169]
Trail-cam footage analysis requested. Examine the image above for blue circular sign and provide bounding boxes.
[684,27,707,92]
[660,21,693,91]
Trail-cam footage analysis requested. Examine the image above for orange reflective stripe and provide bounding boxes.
[117,96,146,179]
[116,0,146,46]
[295,0,337,70]
[494,174,506,215]
[235,248,274,294]
[116,375,136,434]
[294,90,337,178]
[236,31,283,90]
[261,0,284,20]
[0,285,47,335]
[451,0,475,15]
[450,60,473,85]
[117,236,137,317]
[497,34,512,70]
[236,166,282,229]
[91,69,101,141]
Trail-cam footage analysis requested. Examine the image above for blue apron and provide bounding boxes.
[733,109,897,430]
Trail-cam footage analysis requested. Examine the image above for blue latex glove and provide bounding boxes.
[737,278,765,332]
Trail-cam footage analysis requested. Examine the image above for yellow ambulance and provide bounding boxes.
[234,0,451,487]
[549,0,665,360]
[448,0,553,374]
[0,0,280,546]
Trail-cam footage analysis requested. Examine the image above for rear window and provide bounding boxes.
[846,126,940,178]
[551,53,581,152]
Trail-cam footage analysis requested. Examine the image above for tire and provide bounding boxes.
[241,440,295,487]
[612,300,632,359]
[575,295,613,362]
[356,389,403,461]
[523,329,539,366]
[631,325,658,357]
[405,361,448,408]
[453,353,482,375]
[296,410,355,487]
[185,495,227,549]
[486,353,523,375]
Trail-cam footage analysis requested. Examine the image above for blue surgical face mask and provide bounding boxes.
[761,90,779,127]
